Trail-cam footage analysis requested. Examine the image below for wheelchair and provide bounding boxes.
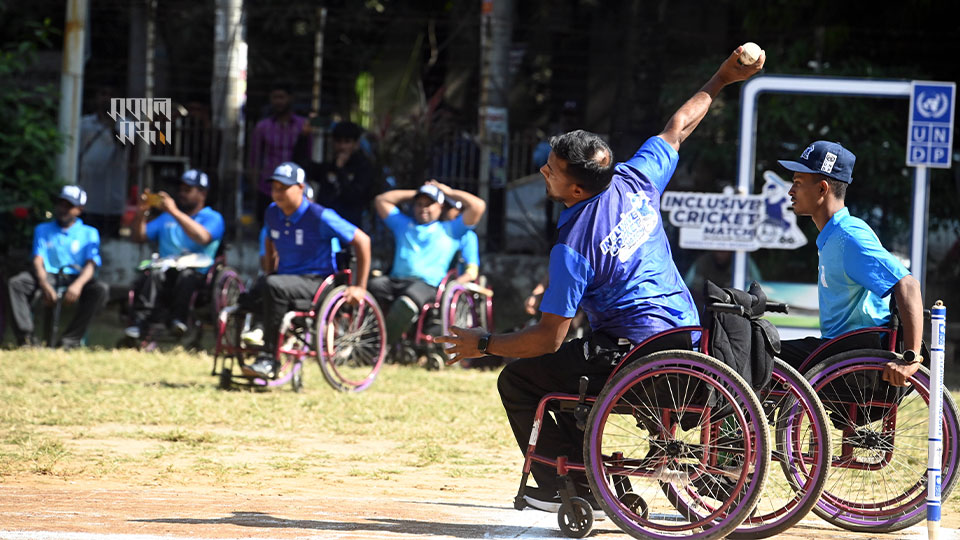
[787,307,960,533]
[213,269,387,393]
[120,252,244,350]
[388,269,495,370]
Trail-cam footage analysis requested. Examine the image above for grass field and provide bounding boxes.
[1,343,958,525]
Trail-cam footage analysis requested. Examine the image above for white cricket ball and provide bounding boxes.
[739,42,762,65]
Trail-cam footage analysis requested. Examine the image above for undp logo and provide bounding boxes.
[916,91,950,119]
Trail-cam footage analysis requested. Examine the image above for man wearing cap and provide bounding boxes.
[127,169,225,339]
[441,199,480,284]
[7,185,108,348]
[777,141,924,387]
[371,181,486,345]
[243,162,372,379]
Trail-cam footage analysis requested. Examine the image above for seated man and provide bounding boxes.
[441,199,480,284]
[437,45,765,511]
[127,169,225,339]
[243,162,371,379]
[7,185,108,348]
[371,182,486,344]
[776,141,923,387]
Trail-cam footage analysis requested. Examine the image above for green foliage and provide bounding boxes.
[0,18,64,258]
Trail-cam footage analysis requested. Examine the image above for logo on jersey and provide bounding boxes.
[599,191,658,262]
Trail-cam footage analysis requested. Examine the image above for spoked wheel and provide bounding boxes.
[584,350,770,540]
[804,351,960,533]
[729,359,830,539]
[316,286,387,392]
[558,497,594,538]
[441,284,477,335]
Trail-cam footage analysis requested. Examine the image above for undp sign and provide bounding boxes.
[907,81,955,168]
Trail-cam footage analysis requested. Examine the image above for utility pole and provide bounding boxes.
[134,0,157,194]
[213,0,246,239]
[311,6,328,162]
[477,0,512,251]
[57,0,89,185]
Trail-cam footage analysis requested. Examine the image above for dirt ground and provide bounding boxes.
[1,460,958,540]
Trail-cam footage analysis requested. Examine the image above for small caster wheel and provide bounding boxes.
[558,496,593,538]
[619,492,649,519]
[425,352,445,371]
[291,363,303,392]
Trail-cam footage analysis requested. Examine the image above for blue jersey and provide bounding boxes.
[816,207,909,339]
[383,208,471,287]
[258,225,268,257]
[266,198,356,276]
[32,219,102,274]
[146,207,225,266]
[540,136,698,344]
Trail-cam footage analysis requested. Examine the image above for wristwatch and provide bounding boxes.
[477,333,492,355]
[901,350,923,365]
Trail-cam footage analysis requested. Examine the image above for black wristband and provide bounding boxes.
[477,333,492,354]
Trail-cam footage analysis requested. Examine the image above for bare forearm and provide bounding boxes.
[169,209,213,246]
[894,276,923,352]
[72,261,97,289]
[449,188,487,226]
[374,189,417,219]
[132,212,147,242]
[32,256,49,285]
[660,75,727,150]
[484,321,566,359]
[351,231,371,290]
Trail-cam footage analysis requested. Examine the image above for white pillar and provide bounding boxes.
[57,0,88,185]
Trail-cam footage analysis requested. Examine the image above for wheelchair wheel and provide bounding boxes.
[729,359,830,539]
[441,284,477,335]
[212,268,245,322]
[558,497,594,538]
[804,350,960,532]
[316,286,387,392]
[583,350,770,540]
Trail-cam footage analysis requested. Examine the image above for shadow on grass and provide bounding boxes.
[133,511,557,538]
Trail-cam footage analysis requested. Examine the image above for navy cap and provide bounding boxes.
[778,141,856,184]
[181,169,210,189]
[444,198,463,211]
[57,185,87,207]
[270,162,306,186]
[416,184,445,206]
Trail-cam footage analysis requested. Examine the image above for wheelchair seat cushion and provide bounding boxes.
[288,298,315,312]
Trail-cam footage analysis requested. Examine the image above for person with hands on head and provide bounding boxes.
[440,199,481,284]
[371,180,486,345]
[436,45,765,513]
[7,185,108,348]
[127,169,225,340]
[775,141,924,387]
[243,162,371,379]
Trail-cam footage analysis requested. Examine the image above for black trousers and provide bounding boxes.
[497,331,691,493]
[131,268,206,329]
[779,333,886,373]
[367,275,437,311]
[261,274,328,353]
[7,270,108,345]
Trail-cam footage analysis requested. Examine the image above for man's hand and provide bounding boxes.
[715,45,766,86]
[158,191,177,214]
[882,360,920,387]
[425,179,452,197]
[344,285,366,306]
[40,283,58,306]
[434,326,487,365]
[524,293,540,316]
[63,282,83,304]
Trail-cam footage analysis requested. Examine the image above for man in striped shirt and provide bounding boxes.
[248,83,309,225]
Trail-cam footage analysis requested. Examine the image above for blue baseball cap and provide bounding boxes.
[778,141,856,184]
[416,184,445,206]
[181,169,210,189]
[57,185,88,207]
[270,162,306,186]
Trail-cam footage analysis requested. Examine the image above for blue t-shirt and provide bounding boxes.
[383,208,471,287]
[146,207,225,264]
[816,207,909,339]
[258,225,268,257]
[266,198,356,276]
[540,136,699,344]
[32,219,102,274]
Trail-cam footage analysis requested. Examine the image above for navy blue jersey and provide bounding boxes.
[266,198,356,276]
[540,136,699,343]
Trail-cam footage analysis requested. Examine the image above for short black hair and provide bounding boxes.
[269,82,294,95]
[332,121,363,141]
[548,130,614,193]
[827,177,848,200]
